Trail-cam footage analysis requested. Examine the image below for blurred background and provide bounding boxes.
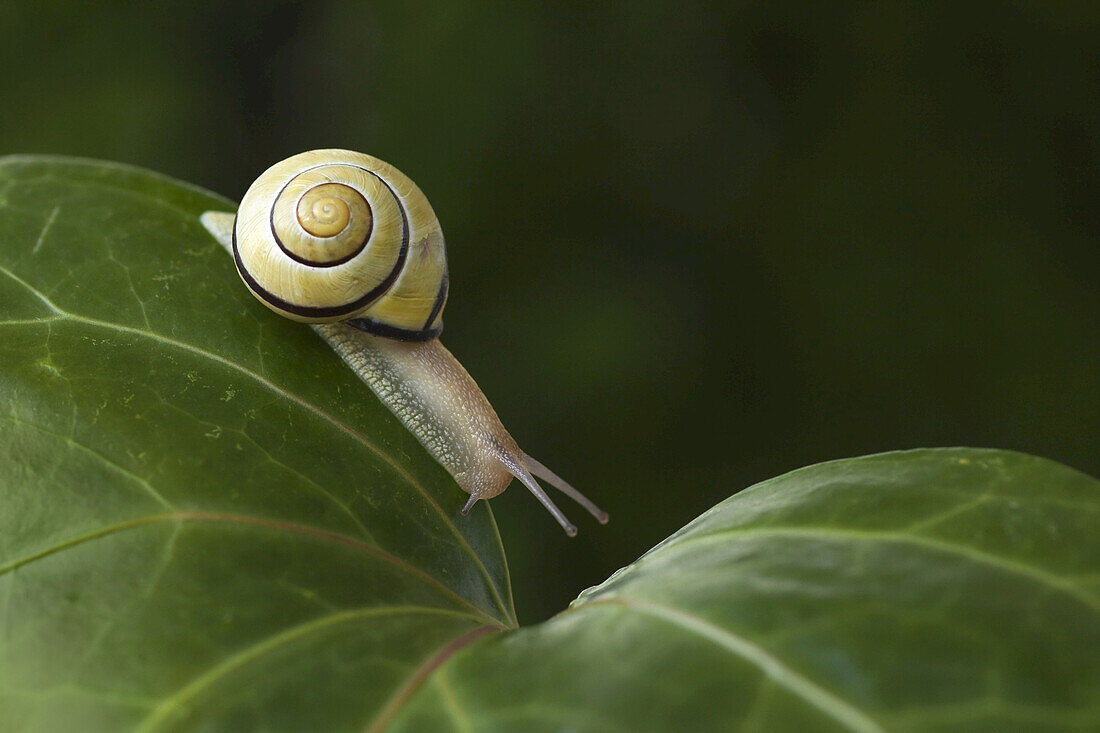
[3,1,1096,622]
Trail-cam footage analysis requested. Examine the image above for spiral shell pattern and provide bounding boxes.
[233,149,449,340]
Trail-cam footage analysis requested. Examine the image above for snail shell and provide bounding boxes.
[233,149,448,341]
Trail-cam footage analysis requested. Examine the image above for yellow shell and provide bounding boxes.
[233,149,448,340]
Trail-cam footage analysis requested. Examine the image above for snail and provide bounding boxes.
[200,149,607,535]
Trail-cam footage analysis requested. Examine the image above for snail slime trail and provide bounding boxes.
[201,149,608,535]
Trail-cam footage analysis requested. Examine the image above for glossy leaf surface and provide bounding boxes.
[1,158,1098,732]
[392,449,1100,732]
[0,157,514,732]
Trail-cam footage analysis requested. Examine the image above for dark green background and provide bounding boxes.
[4,2,1097,622]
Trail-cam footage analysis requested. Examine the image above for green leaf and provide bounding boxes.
[3,158,1098,733]
[391,449,1100,732]
[0,156,515,732]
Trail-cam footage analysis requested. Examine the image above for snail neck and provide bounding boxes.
[314,325,519,500]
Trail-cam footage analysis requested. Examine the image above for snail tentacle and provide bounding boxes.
[495,452,579,537]
[523,453,609,524]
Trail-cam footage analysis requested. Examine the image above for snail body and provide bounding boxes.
[201,149,606,535]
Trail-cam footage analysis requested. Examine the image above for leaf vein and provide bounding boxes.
[581,597,885,733]
[2,412,174,510]
[365,625,501,733]
[31,203,61,255]
[660,527,1100,613]
[136,606,482,732]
